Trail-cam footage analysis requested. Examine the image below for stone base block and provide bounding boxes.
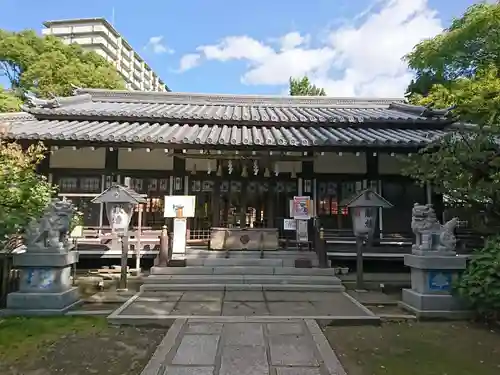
[13,251,79,267]
[400,288,471,319]
[6,287,80,312]
[404,254,467,270]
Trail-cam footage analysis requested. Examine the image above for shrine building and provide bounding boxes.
[1,88,457,258]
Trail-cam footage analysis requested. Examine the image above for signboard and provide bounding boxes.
[164,195,196,218]
[291,196,312,219]
[296,220,309,242]
[428,271,452,291]
[109,204,132,235]
[283,219,296,231]
[70,225,83,238]
[172,218,187,254]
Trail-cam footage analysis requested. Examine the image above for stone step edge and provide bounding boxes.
[150,267,337,275]
[108,315,380,327]
[139,283,346,292]
[142,276,342,285]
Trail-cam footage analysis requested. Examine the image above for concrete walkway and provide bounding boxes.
[140,318,346,375]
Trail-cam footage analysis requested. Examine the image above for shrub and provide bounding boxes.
[0,141,55,249]
[456,236,500,320]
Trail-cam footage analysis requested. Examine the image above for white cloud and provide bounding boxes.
[146,35,174,54]
[278,32,310,51]
[178,54,201,72]
[177,0,443,97]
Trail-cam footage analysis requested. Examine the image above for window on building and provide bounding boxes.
[317,180,363,230]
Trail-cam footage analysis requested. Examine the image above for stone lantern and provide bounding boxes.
[342,189,393,290]
[92,184,145,290]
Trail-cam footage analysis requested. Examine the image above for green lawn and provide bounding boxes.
[0,316,107,363]
[325,322,500,375]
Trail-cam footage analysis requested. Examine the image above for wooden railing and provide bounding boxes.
[323,228,487,254]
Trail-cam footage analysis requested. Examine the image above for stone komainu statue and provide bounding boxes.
[24,199,75,253]
[411,203,458,253]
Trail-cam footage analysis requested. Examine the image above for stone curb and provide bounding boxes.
[140,318,186,375]
[108,314,381,327]
[306,319,347,375]
[106,292,140,320]
[341,292,380,318]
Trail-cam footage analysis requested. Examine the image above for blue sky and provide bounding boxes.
[0,0,488,97]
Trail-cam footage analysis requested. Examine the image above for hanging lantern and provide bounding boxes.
[216,164,222,177]
[274,163,279,176]
[253,160,259,176]
[241,165,248,177]
[228,160,233,175]
[207,160,212,175]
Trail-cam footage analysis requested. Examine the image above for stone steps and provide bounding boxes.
[142,274,342,285]
[140,283,345,292]
[179,250,318,259]
[150,266,337,276]
[185,258,285,267]
[144,250,338,293]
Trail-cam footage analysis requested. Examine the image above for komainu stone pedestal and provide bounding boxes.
[3,199,81,316]
[6,252,80,315]
[399,203,471,319]
[399,254,470,319]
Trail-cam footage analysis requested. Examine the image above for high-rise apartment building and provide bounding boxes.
[42,18,169,92]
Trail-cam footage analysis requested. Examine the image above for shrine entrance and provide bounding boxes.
[220,180,270,229]
[188,158,299,242]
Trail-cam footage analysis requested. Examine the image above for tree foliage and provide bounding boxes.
[289,76,326,96]
[0,29,125,100]
[401,2,500,230]
[405,2,500,96]
[0,85,21,113]
[456,236,500,320]
[0,140,56,250]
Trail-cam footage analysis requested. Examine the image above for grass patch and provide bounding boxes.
[0,316,107,363]
[325,322,500,375]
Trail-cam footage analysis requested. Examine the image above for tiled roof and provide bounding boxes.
[20,89,455,126]
[5,119,446,147]
[1,89,458,148]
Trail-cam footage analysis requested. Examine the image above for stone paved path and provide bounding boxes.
[113,290,372,318]
[140,318,346,375]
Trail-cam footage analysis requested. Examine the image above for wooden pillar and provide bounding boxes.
[240,180,248,228]
[212,176,220,227]
[105,147,119,179]
[36,148,50,175]
[103,147,119,229]
[36,147,53,187]
[365,151,381,239]
[170,151,186,233]
[301,160,314,238]
[266,179,275,228]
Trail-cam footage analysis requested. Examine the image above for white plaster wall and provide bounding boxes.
[313,152,366,174]
[118,149,173,170]
[185,159,302,173]
[186,158,213,172]
[276,161,302,173]
[379,153,405,175]
[50,147,105,169]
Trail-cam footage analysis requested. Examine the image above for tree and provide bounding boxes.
[0,139,56,249]
[289,76,326,96]
[0,85,21,112]
[405,3,500,97]
[0,29,125,98]
[401,2,500,230]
